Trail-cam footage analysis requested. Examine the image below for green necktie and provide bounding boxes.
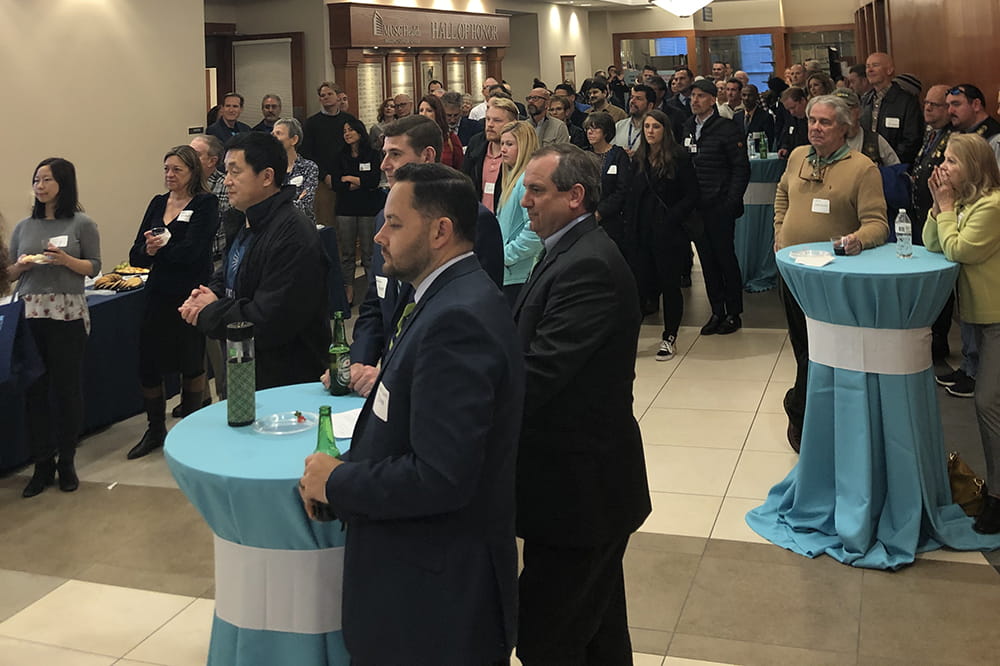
[529,247,547,279]
[389,302,416,350]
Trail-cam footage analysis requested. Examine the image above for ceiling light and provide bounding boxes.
[649,0,712,18]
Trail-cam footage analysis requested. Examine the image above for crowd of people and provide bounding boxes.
[3,49,1000,663]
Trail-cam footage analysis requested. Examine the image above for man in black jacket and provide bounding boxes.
[777,87,809,158]
[682,79,751,335]
[180,132,329,390]
[860,53,922,164]
[733,84,775,147]
[299,82,358,228]
[462,97,518,211]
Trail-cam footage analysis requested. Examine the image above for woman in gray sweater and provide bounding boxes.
[7,158,101,497]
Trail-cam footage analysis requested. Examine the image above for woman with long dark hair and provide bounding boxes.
[7,158,101,496]
[127,145,219,459]
[418,94,463,170]
[628,110,699,361]
[333,117,382,305]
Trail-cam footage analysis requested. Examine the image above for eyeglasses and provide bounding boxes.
[797,158,828,183]
[525,95,549,102]
[923,100,947,109]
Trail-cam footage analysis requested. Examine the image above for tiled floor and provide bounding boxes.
[2,269,999,666]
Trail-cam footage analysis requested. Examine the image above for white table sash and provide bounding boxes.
[213,536,343,634]
[806,317,932,375]
[743,181,778,207]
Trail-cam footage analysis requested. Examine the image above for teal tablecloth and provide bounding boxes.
[735,157,785,292]
[747,243,1000,569]
[166,383,366,665]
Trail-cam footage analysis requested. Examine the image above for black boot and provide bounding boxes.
[128,392,167,460]
[974,494,1000,534]
[57,451,79,492]
[23,459,56,498]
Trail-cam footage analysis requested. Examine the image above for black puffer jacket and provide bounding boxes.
[682,111,751,219]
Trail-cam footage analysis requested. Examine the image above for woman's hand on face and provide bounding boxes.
[929,165,956,211]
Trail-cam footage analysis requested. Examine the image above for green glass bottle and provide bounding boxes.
[329,311,351,396]
[312,405,341,522]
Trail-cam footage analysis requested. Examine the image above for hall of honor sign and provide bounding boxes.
[430,21,500,41]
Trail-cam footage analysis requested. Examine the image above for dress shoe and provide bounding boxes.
[127,427,167,460]
[716,314,742,335]
[786,421,801,453]
[974,494,1000,534]
[172,396,212,418]
[700,314,723,335]
[22,460,56,498]
[57,458,79,492]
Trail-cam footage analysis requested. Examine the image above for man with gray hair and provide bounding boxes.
[252,94,282,132]
[513,143,650,664]
[773,93,889,451]
[525,86,569,146]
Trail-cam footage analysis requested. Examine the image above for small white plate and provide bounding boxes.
[253,411,318,435]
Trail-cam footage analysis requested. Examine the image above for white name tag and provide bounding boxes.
[375,275,388,299]
[373,383,390,422]
[177,210,193,222]
[289,175,304,186]
[684,137,693,147]
[607,164,617,175]
[789,126,795,134]
[688,145,698,154]
[484,181,496,195]
[811,198,831,214]
[48,235,68,248]
[885,117,900,129]
[359,163,371,172]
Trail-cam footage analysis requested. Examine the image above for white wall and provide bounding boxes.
[0,0,206,269]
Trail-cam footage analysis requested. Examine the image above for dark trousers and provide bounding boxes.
[25,318,87,463]
[695,212,743,316]
[503,283,524,310]
[636,223,689,340]
[517,535,632,666]
[779,274,808,430]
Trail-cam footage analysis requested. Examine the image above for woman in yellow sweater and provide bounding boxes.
[924,133,1000,534]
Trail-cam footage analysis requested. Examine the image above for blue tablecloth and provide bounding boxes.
[747,244,1000,568]
[735,157,785,292]
[165,383,365,665]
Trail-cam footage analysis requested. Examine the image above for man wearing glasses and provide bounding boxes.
[525,86,569,147]
[773,93,889,452]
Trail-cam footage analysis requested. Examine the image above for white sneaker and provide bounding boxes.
[656,337,676,361]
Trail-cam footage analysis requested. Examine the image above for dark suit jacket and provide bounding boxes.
[461,132,503,204]
[861,82,922,164]
[512,216,651,547]
[456,116,483,146]
[351,204,504,366]
[733,107,776,147]
[329,256,524,664]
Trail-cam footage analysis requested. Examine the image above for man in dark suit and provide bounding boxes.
[462,97,519,211]
[301,163,523,665]
[512,144,651,664]
[733,84,776,148]
[348,115,504,398]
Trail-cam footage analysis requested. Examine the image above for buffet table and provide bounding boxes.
[166,383,365,665]
[747,243,1000,569]
[734,156,785,292]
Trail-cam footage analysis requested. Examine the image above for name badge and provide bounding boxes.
[484,181,496,195]
[688,145,698,154]
[177,210,193,222]
[684,137,693,147]
[375,275,388,299]
[811,198,831,214]
[359,163,371,172]
[789,126,795,134]
[607,164,618,175]
[48,235,68,248]
[373,383,390,422]
[289,175,304,186]
[885,117,900,129]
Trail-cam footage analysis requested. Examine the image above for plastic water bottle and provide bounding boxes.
[895,209,912,258]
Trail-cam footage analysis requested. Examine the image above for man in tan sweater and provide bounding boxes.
[773,94,889,452]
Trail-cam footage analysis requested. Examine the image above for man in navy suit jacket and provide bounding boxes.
[733,84,776,148]
[301,163,523,664]
[348,116,503,397]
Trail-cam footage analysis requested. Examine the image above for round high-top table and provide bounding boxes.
[747,243,1000,569]
[735,156,786,292]
[166,383,365,665]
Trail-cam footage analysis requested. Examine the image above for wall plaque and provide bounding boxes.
[332,3,510,49]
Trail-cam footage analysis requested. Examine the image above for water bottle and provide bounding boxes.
[226,321,256,426]
[747,134,756,160]
[895,209,912,258]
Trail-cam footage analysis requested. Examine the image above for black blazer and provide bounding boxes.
[456,116,483,146]
[594,145,632,249]
[861,82,923,164]
[461,132,503,204]
[733,107,776,147]
[330,256,524,664]
[512,216,651,547]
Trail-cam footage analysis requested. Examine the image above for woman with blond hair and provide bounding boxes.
[925,132,1000,534]
[496,120,543,306]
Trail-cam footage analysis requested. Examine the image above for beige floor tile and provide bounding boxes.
[0,580,194,657]
[629,627,672,655]
[669,354,778,382]
[913,547,989,565]
[726,451,798,501]
[643,446,740,496]
[624,548,701,632]
[771,343,797,382]
[744,412,794,453]
[653,378,767,413]
[634,374,670,405]
[0,636,116,665]
[639,408,753,449]
[663,656,739,666]
[124,598,213,666]
[0,570,67,623]
[633,654,665,666]
[687,328,785,356]
[758,380,789,414]
[710,497,770,545]
[669,633,856,666]
[639,492,723,538]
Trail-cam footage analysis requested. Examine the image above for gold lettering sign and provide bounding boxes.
[334,4,510,49]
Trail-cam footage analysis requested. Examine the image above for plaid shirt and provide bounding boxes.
[208,170,230,263]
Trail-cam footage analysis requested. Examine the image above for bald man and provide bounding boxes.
[860,52,922,163]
